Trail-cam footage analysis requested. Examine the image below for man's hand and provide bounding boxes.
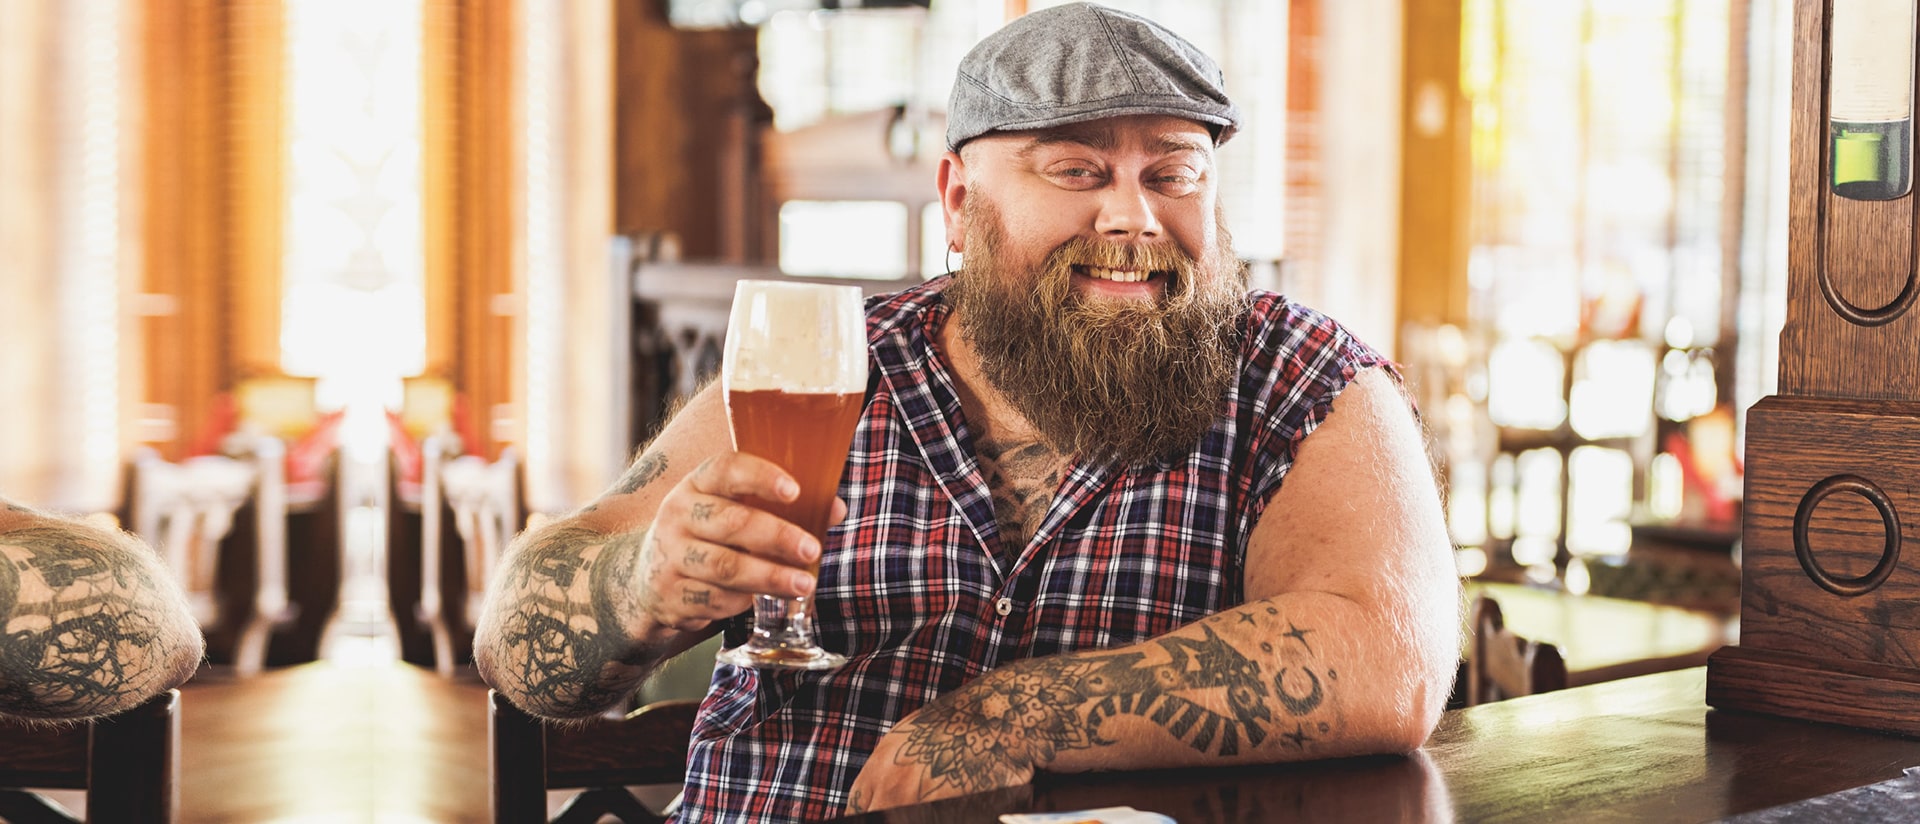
[475,433,850,720]
[629,452,841,642]
[845,701,1037,814]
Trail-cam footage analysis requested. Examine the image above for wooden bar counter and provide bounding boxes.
[829,668,1920,823]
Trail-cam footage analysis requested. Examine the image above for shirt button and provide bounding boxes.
[995,598,1014,617]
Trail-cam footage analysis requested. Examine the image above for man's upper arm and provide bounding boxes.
[1243,367,1458,670]
[0,509,203,720]
[574,382,734,531]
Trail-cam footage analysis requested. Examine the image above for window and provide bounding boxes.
[1451,0,1750,584]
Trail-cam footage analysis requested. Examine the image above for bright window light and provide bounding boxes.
[281,0,426,457]
[780,200,908,279]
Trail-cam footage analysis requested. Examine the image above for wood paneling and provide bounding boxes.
[425,0,518,460]
[141,0,236,458]
[1396,0,1470,328]
[1735,397,1920,664]
[136,0,284,458]
[227,1,285,379]
[613,0,768,263]
[1283,0,1322,307]
[0,0,59,495]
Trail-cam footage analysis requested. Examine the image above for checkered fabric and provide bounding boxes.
[675,276,1387,823]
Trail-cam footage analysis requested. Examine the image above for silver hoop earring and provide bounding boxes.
[945,246,960,278]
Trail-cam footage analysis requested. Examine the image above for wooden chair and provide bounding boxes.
[128,434,293,676]
[386,443,436,668]
[1466,596,1568,705]
[490,691,699,824]
[0,690,180,823]
[267,449,342,667]
[419,435,523,676]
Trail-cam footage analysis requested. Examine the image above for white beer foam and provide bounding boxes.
[724,280,868,393]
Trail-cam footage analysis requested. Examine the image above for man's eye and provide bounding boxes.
[1155,175,1199,193]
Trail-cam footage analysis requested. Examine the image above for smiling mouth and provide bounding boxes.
[1073,265,1168,284]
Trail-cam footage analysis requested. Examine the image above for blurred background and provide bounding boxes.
[0,0,1784,668]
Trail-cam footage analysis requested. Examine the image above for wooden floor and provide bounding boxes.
[47,659,498,823]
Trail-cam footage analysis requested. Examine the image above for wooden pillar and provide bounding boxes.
[1396,0,1470,329]
[140,0,284,457]
[425,0,519,459]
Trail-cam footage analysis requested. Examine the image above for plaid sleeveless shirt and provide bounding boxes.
[675,277,1386,822]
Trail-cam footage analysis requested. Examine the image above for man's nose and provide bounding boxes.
[1093,180,1163,241]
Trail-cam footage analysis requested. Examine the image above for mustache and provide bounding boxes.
[1037,236,1205,306]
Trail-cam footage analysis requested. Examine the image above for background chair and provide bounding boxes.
[0,690,180,823]
[418,435,523,676]
[1465,595,1567,705]
[127,433,293,676]
[490,691,698,824]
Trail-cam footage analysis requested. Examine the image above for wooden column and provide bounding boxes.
[140,0,284,458]
[1706,0,1920,736]
[425,0,518,459]
[1396,0,1471,329]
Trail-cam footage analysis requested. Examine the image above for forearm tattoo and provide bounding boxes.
[891,606,1336,795]
[582,451,669,512]
[488,524,654,718]
[0,525,197,720]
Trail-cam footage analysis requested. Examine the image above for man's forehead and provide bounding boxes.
[994,117,1215,158]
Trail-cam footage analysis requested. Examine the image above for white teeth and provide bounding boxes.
[1086,267,1148,283]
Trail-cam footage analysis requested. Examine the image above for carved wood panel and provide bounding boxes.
[1739,397,1920,667]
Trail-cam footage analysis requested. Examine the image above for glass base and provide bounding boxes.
[716,642,846,670]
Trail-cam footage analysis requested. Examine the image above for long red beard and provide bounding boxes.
[947,197,1248,466]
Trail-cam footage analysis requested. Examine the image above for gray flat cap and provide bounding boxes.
[946,2,1241,151]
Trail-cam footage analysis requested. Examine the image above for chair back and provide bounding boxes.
[490,691,698,824]
[0,690,180,823]
[1467,595,1568,705]
[420,435,523,675]
[129,435,291,676]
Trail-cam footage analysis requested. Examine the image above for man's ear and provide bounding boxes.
[937,150,968,253]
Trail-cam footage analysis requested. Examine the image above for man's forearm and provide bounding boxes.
[865,593,1450,800]
[474,522,686,719]
[0,504,204,720]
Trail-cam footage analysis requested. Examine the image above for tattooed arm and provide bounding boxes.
[473,383,831,719]
[0,499,204,720]
[847,368,1460,811]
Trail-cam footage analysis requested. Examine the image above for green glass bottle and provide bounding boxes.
[1829,0,1917,201]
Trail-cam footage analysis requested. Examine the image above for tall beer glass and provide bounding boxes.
[715,280,866,670]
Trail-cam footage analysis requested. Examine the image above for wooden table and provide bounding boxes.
[1473,581,1735,685]
[827,668,1920,823]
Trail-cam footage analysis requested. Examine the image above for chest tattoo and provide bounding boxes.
[976,437,1069,560]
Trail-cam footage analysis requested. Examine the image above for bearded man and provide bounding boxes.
[475,4,1459,821]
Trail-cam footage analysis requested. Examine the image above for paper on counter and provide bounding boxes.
[1000,807,1175,824]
